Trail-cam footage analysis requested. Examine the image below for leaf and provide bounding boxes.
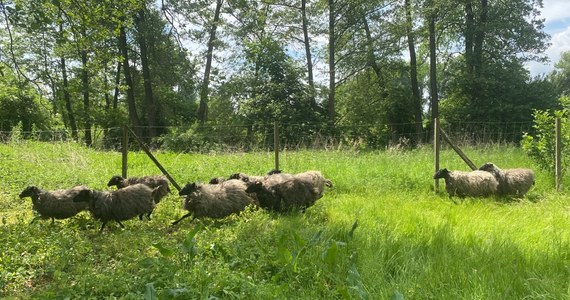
[152,243,174,257]
[348,220,359,238]
[390,291,405,300]
[144,282,157,300]
[322,241,339,266]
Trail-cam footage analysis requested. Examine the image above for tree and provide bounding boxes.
[549,51,570,96]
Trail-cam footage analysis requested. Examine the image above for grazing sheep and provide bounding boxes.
[107,175,170,203]
[73,183,159,232]
[173,179,256,225]
[433,168,499,198]
[293,170,333,199]
[19,185,89,223]
[478,163,535,197]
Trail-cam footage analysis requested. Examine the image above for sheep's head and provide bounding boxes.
[209,177,224,184]
[433,169,450,179]
[107,175,125,187]
[245,181,264,193]
[478,163,497,172]
[73,189,92,203]
[179,183,198,196]
[266,169,282,176]
[229,173,249,182]
[19,186,40,198]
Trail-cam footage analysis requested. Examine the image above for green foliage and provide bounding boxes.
[521,96,569,173]
[0,67,53,135]
[0,141,567,299]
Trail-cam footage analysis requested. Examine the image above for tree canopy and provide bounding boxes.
[0,0,559,149]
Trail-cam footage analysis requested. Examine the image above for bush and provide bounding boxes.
[521,96,569,174]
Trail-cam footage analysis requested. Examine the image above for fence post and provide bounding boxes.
[556,118,562,191]
[122,125,128,178]
[126,127,182,192]
[274,121,280,171]
[434,118,440,191]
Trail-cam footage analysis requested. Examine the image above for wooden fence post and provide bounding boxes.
[434,118,440,191]
[438,127,477,171]
[274,121,280,171]
[122,126,128,178]
[126,127,182,192]
[556,118,562,191]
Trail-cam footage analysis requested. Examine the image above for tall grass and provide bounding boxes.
[0,141,568,299]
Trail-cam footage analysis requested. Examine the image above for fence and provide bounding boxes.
[0,120,536,151]
[433,118,564,191]
[1,119,563,190]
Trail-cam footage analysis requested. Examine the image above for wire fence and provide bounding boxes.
[0,120,536,152]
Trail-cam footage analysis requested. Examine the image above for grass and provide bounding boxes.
[0,141,569,299]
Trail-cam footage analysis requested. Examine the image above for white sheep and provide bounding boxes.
[172,179,257,225]
[433,168,499,198]
[73,183,159,232]
[478,163,535,197]
[19,185,89,223]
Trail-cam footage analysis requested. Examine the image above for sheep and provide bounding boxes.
[107,175,171,204]
[229,169,284,183]
[73,183,159,232]
[172,179,256,225]
[245,172,324,212]
[18,185,89,223]
[293,170,333,199]
[433,168,499,198]
[478,163,535,197]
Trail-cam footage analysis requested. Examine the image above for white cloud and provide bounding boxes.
[527,26,570,76]
[541,0,570,25]
[525,1,570,76]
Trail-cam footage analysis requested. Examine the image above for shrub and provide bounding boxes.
[521,96,569,174]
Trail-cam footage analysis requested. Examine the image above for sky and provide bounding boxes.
[525,0,570,76]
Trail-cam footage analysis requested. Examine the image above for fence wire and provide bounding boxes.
[0,120,535,152]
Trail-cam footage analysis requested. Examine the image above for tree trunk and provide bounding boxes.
[113,61,121,110]
[363,18,381,80]
[119,23,141,137]
[301,0,316,106]
[429,4,438,124]
[81,49,92,146]
[327,0,336,124]
[464,0,474,74]
[60,55,78,141]
[405,0,423,144]
[198,0,223,124]
[473,0,487,78]
[136,9,158,140]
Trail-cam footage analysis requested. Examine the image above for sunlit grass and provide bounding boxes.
[0,141,568,299]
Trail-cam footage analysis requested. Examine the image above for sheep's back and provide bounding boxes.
[89,184,155,222]
[503,169,535,196]
[446,170,498,197]
[124,176,170,202]
[183,183,253,219]
[34,186,89,219]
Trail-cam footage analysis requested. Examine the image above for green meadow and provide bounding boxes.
[0,141,568,299]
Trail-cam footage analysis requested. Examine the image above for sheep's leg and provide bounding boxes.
[146,210,152,220]
[138,214,144,221]
[99,222,107,232]
[117,221,125,228]
[172,212,193,225]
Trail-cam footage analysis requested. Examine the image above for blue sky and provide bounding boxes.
[526,0,570,76]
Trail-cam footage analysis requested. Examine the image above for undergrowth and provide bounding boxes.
[0,141,568,299]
